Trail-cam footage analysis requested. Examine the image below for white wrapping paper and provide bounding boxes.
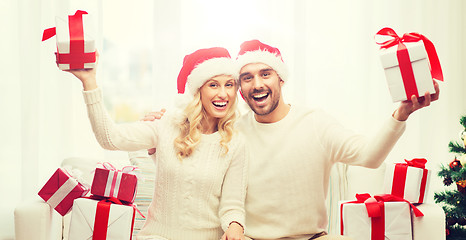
[68,198,135,240]
[412,203,446,240]
[55,12,96,70]
[339,200,413,239]
[384,163,431,204]
[379,41,436,102]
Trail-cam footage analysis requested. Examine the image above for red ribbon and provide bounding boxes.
[340,193,423,239]
[42,10,96,69]
[375,27,443,99]
[87,195,144,240]
[405,158,427,168]
[391,158,429,203]
[98,162,140,175]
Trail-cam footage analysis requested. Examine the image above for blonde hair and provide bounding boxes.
[174,87,238,160]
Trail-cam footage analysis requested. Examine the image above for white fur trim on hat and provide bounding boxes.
[186,57,237,95]
[235,50,289,82]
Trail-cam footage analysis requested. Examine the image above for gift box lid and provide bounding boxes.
[380,41,428,69]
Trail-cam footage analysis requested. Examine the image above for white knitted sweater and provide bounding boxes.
[83,88,248,240]
[237,104,406,240]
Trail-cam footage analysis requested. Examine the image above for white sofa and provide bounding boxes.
[14,156,445,239]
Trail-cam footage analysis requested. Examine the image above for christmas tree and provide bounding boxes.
[435,115,466,239]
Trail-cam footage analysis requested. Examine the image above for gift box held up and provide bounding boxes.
[339,193,423,240]
[375,27,443,102]
[68,197,136,240]
[38,168,90,216]
[42,10,96,70]
[384,158,431,204]
[91,163,138,203]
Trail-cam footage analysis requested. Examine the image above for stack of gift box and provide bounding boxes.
[339,28,447,239]
[41,10,141,239]
[38,162,141,240]
[339,158,446,240]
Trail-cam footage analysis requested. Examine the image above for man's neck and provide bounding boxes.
[254,101,290,124]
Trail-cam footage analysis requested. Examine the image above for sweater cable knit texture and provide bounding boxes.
[83,88,248,240]
[236,104,406,240]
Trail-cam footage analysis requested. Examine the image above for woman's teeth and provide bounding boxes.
[213,101,227,107]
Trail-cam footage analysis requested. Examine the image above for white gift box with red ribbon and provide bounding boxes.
[68,197,135,240]
[339,194,424,240]
[42,10,96,70]
[383,158,431,204]
[380,41,435,102]
[375,28,443,102]
[91,162,139,203]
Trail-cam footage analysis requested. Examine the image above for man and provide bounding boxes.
[145,40,439,240]
[233,40,438,240]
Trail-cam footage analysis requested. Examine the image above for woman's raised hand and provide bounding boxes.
[64,50,99,91]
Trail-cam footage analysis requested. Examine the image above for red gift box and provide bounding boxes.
[91,163,138,203]
[38,168,89,216]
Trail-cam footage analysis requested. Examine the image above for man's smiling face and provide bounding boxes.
[239,62,283,116]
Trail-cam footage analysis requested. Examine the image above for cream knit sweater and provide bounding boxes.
[83,88,248,240]
[236,104,406,240]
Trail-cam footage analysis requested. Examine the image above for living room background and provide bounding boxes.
[1,0,465,239]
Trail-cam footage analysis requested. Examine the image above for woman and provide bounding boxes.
[67,47,248,240]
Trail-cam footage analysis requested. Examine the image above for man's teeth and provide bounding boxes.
[213,101,227,107]
[253,93,268,99]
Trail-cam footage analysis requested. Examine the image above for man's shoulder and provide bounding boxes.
[290,104,327,120]
[235,110,253,131]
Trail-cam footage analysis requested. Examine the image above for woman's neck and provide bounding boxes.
[201,116,219,134]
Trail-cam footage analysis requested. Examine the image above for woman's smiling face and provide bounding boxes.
[200,74,237,122]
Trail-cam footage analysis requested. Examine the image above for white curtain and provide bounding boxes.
[2,0,465,238]
[1,0,105,238]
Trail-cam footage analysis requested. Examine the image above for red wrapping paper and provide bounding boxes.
[38,168,89,216]
[91,165,138,203]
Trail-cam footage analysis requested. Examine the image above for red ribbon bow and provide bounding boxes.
[375,27,443,99]
[341,193,423,240]
[404,158,427,168]
[352,193,423,217]
[98,162,140,175]
[42,10,96,69]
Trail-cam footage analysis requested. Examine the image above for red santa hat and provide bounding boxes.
[235,40,289,82]
[177,47,235,96]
